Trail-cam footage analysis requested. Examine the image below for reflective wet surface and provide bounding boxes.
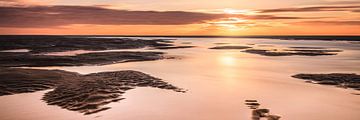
[1,37,360,120]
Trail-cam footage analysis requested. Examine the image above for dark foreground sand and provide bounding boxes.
[0,37,190,115]
[0,67,184,115]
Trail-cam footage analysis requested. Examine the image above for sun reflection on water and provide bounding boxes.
[220,55,236,66]
[217,53,240,86]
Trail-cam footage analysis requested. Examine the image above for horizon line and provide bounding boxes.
[0,35,359,37]
[1,35,359,41]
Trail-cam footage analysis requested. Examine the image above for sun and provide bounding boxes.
[207,17,248,31]
[223,8,256,15]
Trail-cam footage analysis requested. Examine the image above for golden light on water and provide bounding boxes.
[219,53,237,67]
[216,53,248,87]
[219,55,236,66]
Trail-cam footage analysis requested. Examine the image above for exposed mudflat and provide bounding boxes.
[0,37,188,115]
[292,73,360,91]
[0,36,179,53]
[154,46,195,50]
[209,46,252,50]
[0,67,79,96]
[288,47,326,49]
[245,100,281,120]
[0,67,184,115]
[0,51,165,67]
[0,36,197,67]
[283,49,342,53]
[208,45,343,56]
[242,47,342,56]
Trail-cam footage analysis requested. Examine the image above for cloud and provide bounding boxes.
[293,20,360,25]
[352,9,360,12]
[242,15,314,20]
[259,5,360,13]
[0,5,311,28]
[0,5,229,27]
[324,0,360,5]
[0,0,36,4]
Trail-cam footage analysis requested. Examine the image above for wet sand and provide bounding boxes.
[292,73,360,91]
[0,36,178,53]
[0,37,360,120]
[0,67,183,115]
[0,51,165,67]
[242,47,342,56]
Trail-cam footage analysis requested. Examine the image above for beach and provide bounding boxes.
[0,36,359,120]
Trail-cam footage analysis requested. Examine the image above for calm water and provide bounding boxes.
[0,38,360,120]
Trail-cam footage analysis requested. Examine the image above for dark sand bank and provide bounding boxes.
[292,73,360,91]
[208,45,342,56]
[0,36,187,115]
[242,47,342,56]
[0,67,184,115]
[245,100,281,120]
[0,36,192,53]
[154,46,196,50]
[209,46,252,50]
[283,49,342,53]
[0,36,198,67]
[0,67,79,96]
[0,41,181,114]
[288,47,326,49]
[0,51,165,67]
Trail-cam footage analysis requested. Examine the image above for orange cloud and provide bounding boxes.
[293,20,360,25]
[0,1,359,35]
[259,5,360,13]
[0,5,314,28]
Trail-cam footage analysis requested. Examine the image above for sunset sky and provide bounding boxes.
[0,0,359,35]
